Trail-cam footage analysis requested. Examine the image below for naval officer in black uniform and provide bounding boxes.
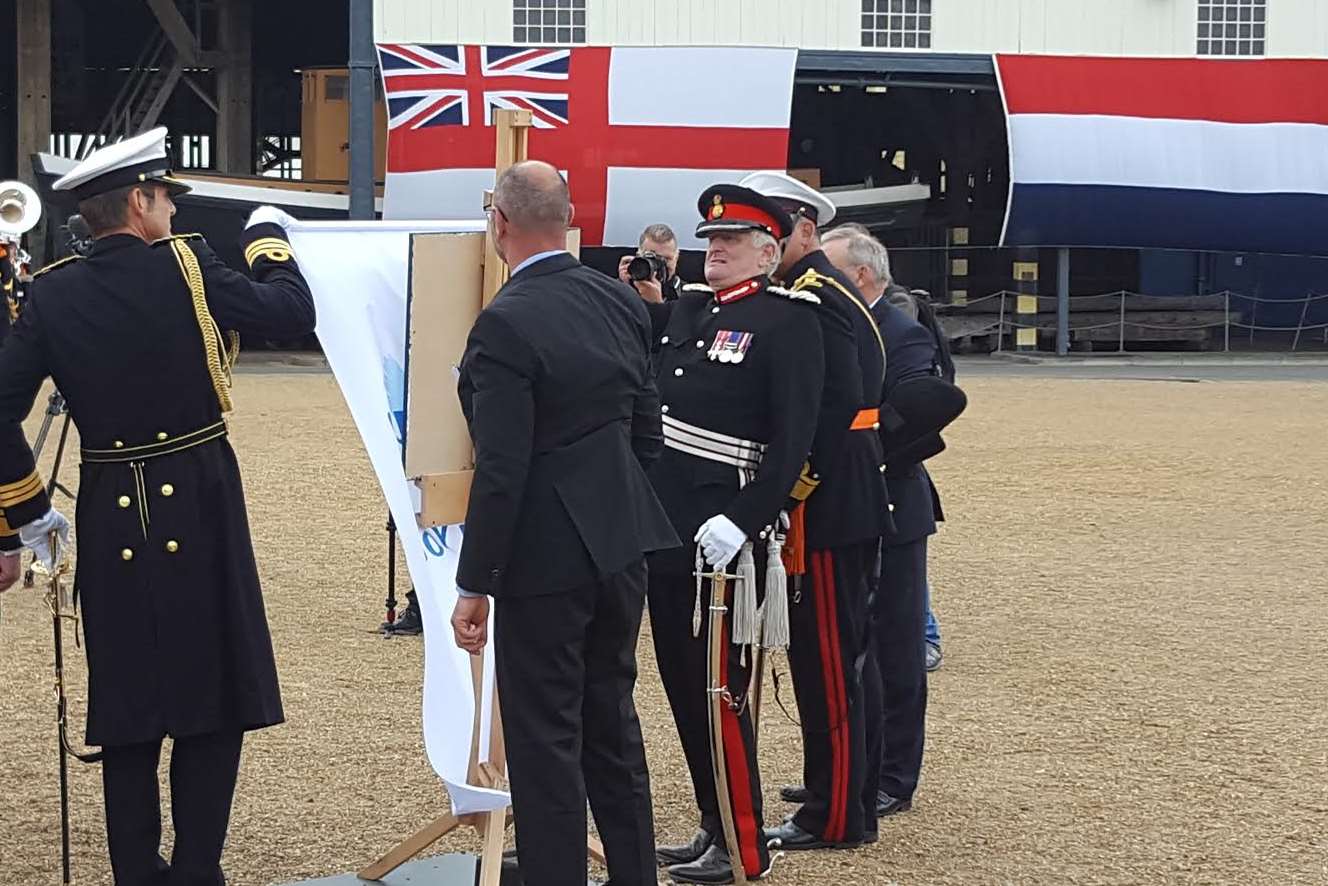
[450,161,677,886]
[643,185,825,884]
[0,126,315,885]
[740,172,891,852]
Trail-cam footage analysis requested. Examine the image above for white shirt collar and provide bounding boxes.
[511,249,568,276]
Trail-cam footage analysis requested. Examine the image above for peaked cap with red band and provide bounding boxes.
[694,184,794,241]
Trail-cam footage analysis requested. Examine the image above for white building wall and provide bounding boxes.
[376,0,1328,57]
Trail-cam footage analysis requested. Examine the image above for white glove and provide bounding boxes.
[244,205,297,230]
[19,508,71,570]
[694,514,747,570]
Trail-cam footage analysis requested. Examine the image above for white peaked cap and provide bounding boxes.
[738,171,837,228]
[53,126,192,201]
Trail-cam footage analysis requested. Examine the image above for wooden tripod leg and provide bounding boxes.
[357,813,463,881]
[478,808,508,886]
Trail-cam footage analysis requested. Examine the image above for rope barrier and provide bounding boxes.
[982,317,1328,334]
[941,288,1328,307]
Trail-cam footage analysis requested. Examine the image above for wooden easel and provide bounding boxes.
[358,109,604,885]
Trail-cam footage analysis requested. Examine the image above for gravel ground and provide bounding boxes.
[2,372,1326,886]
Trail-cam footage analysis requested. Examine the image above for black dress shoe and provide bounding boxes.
[876,791,913,817]
[657,829,714,867]
[384,602,424,635]
[667,844,755,884]
[778,783,809,803]
[763,819,861,851]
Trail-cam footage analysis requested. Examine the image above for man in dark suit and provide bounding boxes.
[0,126,315,884]
[823,225,942,818]
[740,173,890,852]
[450,160,679,886]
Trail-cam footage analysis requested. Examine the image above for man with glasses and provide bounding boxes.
[451,160,677,886]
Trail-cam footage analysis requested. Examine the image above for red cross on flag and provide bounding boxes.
[377,44,798,247]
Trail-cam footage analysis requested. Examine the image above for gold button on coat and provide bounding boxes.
[113,441,124,449]
[118,495,131,508]
[166,540,179,553]
[121,548,134,561]
[161,484,174,497]
[156,431,168,441]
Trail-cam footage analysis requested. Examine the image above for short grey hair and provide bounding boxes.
[822,225,891,288]
[639,223,676,247]
[493,161,570,231]
[752,230,782,276]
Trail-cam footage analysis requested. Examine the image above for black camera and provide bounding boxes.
[627,251,669,283]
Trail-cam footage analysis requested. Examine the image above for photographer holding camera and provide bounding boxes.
[618,223,683,303]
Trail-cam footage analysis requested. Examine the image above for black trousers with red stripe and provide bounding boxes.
[787,542,877,844]
[648,567,771,877]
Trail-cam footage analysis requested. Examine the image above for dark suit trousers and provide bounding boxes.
[647,568,771,877]
[787,542,875,844]
[495,561,655,886]
[102,730,244,886]
[860,549,885,840]
[873,538,929,801]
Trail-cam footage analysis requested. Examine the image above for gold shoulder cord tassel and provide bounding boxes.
[169,240,239,413]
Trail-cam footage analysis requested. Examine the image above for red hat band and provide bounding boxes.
[710,201,781,236]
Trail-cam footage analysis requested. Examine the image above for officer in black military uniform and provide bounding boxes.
[644,185,826,884]
[740,173,890,852]
[0,127,315,885]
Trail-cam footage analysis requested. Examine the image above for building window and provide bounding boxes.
[514,0,586,45]
[1197,0,1265,57]
[861,0,932,50]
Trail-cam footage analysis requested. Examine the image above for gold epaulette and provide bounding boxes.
[791,268,837,292]
[152,232,204,246]
[681,283,714,295]
[768,284,820,305]
[32,255,83,278]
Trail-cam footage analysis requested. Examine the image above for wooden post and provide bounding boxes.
[1013,248,1039,353]
[948,226,969,306]
[481,109,533,306]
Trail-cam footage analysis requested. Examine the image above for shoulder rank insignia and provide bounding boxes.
[151,232,204,247]
[681,283,715,295]
[767,284,820,305]
[32,254,83,278]
[791,269,832,291]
